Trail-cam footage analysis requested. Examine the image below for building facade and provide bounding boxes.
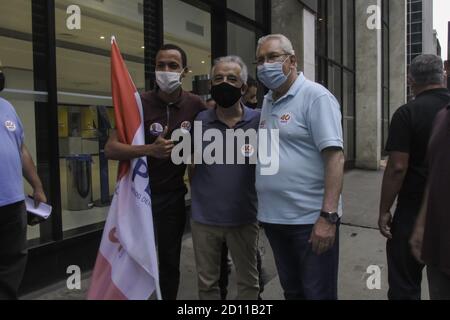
[407,0,435,62]
[407,0,435,99]
[0,0,407,293]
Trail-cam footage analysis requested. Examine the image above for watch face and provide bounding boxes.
[321,212,339,224]
[330,213,339,224]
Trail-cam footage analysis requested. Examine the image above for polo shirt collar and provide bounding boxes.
[152,88,184,109]
[265,72,306,103]
[207,103,252,126]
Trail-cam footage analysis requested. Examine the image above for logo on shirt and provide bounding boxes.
[5,120,16,132]
[180,121,192,133]
[280,113,292,125]
[259,120,267,129]
[149,122,164,136]
[241,144,255,158]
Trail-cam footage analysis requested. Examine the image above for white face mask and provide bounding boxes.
[155,71,183,94]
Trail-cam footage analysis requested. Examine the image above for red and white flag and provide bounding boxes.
[87,37,161,300]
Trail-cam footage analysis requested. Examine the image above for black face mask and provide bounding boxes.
[246,102,258,109]
[0,73,4,92]
[211,82,243,109]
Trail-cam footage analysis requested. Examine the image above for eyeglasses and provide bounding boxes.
[254,53,290,66]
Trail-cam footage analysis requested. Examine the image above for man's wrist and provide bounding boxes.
[145,144,155,157]
[32,183,44,193]
[320,211,339,225]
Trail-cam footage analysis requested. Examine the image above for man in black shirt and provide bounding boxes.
[379,54,450,300]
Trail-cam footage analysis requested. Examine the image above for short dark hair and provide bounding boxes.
[158,44,187,68]
[247,76,257,88]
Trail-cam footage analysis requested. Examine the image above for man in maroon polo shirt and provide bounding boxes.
[105,44,205,300]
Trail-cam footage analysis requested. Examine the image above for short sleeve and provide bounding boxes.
[308,94,344,152]
[17,114,25,144]
[8,101,25,144]
[385,107,411,153]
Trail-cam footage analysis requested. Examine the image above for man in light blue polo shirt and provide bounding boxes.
[255,34,345,300]
[0,64,47,300]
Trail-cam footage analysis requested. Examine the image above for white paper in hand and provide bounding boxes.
[25,196,52,219]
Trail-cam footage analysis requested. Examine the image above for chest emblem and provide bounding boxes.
[241,144,255,158]
[5,120,16,132]
[149,122,164,136]
[280,113,292,125]
[180,121,192,133]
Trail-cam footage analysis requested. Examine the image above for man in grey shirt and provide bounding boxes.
[190,56,260,300]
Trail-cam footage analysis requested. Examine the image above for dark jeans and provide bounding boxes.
[219,242,264,300]
[0,201,27,300]
[263,223,339,300]
[152,189,187,300]
[427,265,450,300]
[387,204,425,300]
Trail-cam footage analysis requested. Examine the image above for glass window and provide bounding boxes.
[327,63,342,104]
[0,0,42,240]
[327,0,342,63]
[163,0,211,199]
[163,0,211,93]
[317,0,355,162]
[343,0,354,69]
[316,57,327,87]
[55,0,144,232]
[227,22,256,78]
[316,0,327,57]
[227,0,256,20]
[410,2,422,12]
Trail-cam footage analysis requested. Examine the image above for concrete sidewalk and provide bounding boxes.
[21,169,430,300]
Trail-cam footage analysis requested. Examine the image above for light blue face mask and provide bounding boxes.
[257,56,292,90]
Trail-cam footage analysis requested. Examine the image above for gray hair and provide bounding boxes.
[409,54,444,86]
[257,34,295,55]
[211,55,248,84]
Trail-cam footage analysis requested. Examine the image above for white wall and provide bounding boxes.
[303,9,316,81]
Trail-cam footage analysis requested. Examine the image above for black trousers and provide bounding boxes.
[0,201,27,300]
[387,203,425,300]
[152,189,187,300]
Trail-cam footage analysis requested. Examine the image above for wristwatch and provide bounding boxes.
[320,211,340,225]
